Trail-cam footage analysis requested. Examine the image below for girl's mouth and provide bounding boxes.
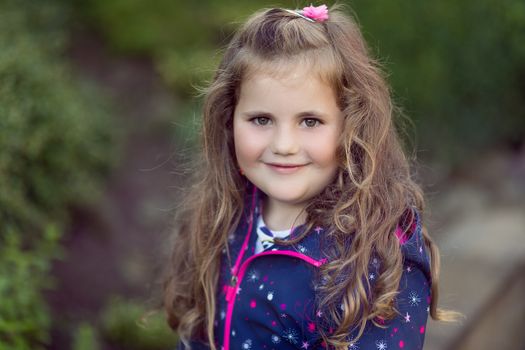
[265,162,306,174]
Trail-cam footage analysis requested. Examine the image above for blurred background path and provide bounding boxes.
[425,150,525,349]
[44,31,182,349]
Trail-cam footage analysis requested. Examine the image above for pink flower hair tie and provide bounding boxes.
[284,4,329,23]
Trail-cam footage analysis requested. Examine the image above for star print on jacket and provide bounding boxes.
[176,184,431,350]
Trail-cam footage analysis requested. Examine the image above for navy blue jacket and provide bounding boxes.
[177,186,431,349]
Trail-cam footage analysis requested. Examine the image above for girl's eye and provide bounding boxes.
[252,116,271,126]
[302,118,321,128]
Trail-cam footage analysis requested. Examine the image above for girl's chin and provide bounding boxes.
[263,190,312,207]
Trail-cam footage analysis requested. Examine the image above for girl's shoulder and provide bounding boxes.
[395,207,431,280]
[351,209,431,349]
[395,207,425,253]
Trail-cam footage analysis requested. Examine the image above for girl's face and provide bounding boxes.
[233,66,343,214]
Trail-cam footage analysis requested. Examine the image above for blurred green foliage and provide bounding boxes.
[79,0,525,167]
[78,0,297,93]
[0,225,63,350]
[0,0,118,348]
[72,322,100,350]
[351,0,525,164]
[100,296,178,350]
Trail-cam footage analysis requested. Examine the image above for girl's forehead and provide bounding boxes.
[240,49,342,88]
[245,63,310,83]
[240,69,334,103]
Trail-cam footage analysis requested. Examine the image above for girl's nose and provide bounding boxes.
[270,126,300,155]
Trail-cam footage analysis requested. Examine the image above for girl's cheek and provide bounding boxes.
[309,129,340,163]
[238,127,262,148]
[234,124,267,161]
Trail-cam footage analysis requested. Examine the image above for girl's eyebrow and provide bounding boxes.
[297,110,328,118]
[242,110,328,118]
[242,111,272,118]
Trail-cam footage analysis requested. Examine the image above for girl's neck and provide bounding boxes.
[262,196,307,231]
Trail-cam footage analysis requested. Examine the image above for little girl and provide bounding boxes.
[163,4,457,350]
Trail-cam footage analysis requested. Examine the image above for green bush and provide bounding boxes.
[72,322,100,350]
[0,0,119,348]
[78,0,296,96]
[351,0,525,165]
[100,296,178,350]
[0,225,63,350]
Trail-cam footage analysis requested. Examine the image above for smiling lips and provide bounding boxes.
[265,162,307,174]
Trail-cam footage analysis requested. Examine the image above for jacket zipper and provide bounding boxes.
[223,250,327,350]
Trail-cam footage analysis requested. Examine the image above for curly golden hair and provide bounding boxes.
[162,4,459,349]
